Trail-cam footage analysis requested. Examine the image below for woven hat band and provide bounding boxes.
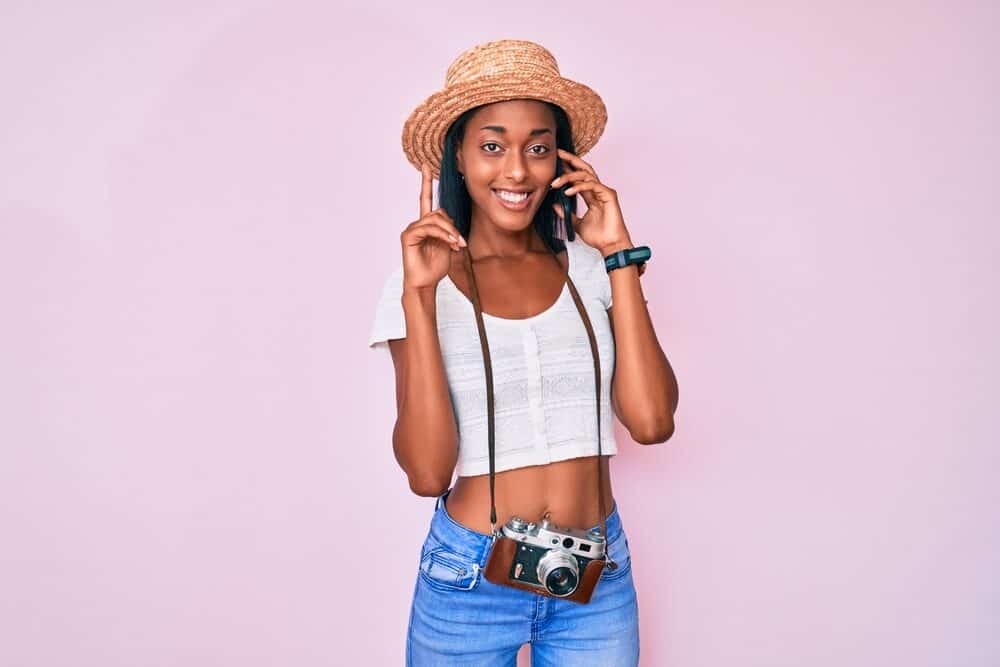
[445,41,560,86]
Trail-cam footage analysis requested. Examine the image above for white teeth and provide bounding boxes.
[495,189,530,203]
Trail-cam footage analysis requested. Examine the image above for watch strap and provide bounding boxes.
[604,245,651,273]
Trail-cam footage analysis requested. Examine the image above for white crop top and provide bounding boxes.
[367,236,618,477]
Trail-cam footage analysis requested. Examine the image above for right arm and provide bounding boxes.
[388,288,459,497]
[388,163,469,497]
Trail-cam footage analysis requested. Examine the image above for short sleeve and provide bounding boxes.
[602,256,613,309]
[572,239,613,309]
[367,265,406,353]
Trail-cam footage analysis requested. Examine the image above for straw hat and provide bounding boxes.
[401,39,608,179]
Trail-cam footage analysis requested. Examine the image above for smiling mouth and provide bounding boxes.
[491,188,536,211]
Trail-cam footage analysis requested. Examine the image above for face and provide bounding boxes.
[455,99,558,232]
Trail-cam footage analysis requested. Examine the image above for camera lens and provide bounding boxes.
[537,551,580,597]
[545,567,578,596]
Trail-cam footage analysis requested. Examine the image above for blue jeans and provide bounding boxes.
[406,488,640,666]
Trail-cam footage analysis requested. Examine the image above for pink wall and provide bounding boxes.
[2,2,997,665]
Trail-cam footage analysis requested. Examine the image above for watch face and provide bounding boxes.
[604,246,650,273]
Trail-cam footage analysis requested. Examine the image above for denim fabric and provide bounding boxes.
[406,488,640,666]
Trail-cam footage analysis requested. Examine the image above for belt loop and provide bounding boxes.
[435,488,451,512]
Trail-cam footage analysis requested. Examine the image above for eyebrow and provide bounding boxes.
[479,125,553,137]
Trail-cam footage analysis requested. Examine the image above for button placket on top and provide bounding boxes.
[521,325,550,462]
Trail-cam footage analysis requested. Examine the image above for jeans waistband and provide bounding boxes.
[428,488,624,564]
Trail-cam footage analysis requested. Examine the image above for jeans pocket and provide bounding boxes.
[599,532,632,581]
[418,545,482,593]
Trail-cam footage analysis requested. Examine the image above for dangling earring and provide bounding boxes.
[459,173,465,181]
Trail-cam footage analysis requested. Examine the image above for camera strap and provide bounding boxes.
[460,238,613,569]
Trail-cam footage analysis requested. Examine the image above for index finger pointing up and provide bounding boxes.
[420,164,433,217]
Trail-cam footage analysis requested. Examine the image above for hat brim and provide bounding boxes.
[401,73,608,180]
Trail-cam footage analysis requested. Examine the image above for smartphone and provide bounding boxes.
[554,156,576,236]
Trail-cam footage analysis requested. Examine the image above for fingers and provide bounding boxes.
[551,170,595,189]
[419,164,433,218]
[421,208,464,243]
[403,208,467,252]
[553,171,603,208]
[552,153,601,208]
[565,180,609,210]
[557,148,599,180]
[552,202,582,230]
[403,223,463,252]
[564,179,616,199]
[416,224,464,252]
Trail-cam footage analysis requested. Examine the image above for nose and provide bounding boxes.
[503,151,528,183]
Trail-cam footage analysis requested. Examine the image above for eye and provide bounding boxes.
[482,142,502,153]
[529,145,550,155]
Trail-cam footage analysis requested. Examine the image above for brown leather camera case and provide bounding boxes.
[483,536,605,605]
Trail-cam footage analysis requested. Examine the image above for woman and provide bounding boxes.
[368,40,678,666]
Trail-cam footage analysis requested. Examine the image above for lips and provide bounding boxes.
[491,188,536,211]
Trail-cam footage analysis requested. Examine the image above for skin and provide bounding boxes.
[389,99,679,535]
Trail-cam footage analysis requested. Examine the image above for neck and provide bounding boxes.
[467,210,546,262]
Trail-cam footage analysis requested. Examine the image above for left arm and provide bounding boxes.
[551,148,678,445]
[602,238,678,445]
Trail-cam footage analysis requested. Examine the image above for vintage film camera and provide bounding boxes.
[495,514,608,598]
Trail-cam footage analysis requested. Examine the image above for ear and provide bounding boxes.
[455,148,465,176]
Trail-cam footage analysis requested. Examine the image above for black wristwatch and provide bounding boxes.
[604,246,651,274]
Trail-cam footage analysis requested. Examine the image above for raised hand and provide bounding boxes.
[550,148,634,257]
[401,164,468,290]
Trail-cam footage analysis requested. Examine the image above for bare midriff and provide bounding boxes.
[444,455,615,537]
[442,245,615,535]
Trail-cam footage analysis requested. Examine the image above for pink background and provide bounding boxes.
[2,1,997,665]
